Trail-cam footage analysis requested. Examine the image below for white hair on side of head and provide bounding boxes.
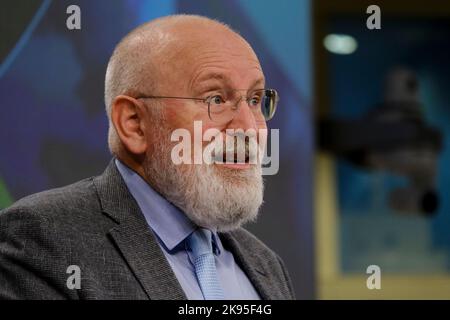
[104,14,235,155]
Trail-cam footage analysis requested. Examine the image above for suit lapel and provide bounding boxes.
[108,222,186,300]
[220,232,274,300]
[93,160,186,300]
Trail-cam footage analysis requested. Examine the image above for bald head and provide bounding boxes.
[105,15,260,154]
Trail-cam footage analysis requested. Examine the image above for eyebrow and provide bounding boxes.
[193,72,266,94]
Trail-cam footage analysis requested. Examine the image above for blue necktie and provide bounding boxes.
[187,228,225,300]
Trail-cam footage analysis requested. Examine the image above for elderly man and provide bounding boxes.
[0,15,294,300]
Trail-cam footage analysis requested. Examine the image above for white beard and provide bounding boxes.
[143,124,264,232]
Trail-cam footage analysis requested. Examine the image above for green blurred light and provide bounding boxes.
[323,34,358,55]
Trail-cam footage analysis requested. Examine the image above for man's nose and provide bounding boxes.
[228,99,258,131]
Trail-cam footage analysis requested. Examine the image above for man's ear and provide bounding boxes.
[111,95,148,155]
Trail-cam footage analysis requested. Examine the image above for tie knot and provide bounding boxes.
[187,228,214,258]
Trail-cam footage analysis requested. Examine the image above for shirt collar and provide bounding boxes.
[115,159,194,251]
[115,159,221,255]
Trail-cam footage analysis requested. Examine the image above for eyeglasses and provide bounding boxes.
[135,88,279,124]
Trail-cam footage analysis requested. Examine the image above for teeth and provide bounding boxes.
[210,138,257,164]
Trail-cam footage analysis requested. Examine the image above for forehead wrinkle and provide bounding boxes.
[187,48,262,71]
[179,38,262,91]
[193,47,259,58]
[188,63,264,94]
[190,68,231,90]
[197,74,265,91]
[189,50,261,70]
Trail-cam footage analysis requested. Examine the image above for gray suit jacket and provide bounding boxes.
[0,160,295,300]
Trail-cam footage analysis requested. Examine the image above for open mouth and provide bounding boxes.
[210,136,258,167]
[213,149,252,165]
[232,152,250,164]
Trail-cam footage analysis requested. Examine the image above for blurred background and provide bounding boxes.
[1,0,450,299]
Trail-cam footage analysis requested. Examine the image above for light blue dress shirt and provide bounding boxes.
[115,159,260,300]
